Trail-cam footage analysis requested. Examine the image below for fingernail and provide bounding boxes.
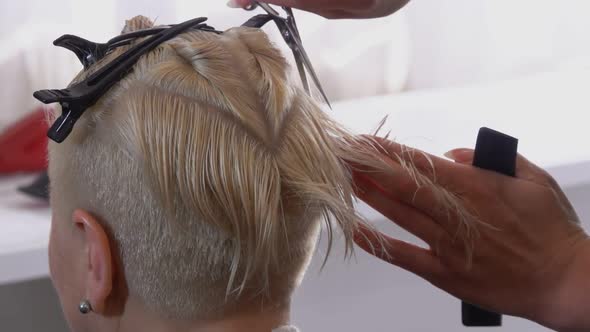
[443,150,456,160]
[444,148,474,162]
[226,0,243,8]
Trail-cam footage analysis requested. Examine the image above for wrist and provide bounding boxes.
[538,237,590,332]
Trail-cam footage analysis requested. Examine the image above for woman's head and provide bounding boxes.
[47,15,372,329]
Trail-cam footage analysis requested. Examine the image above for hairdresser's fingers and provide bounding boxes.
[366,136,468,188]
[354,223,447,280]
[231,0,410,19]
[442,147,572,217]
[354,172,449,247]
[353,156,468,234]
[445,148,564,190]
[444,148,474,164]
[233,0,378,11]
[443,148,580,223]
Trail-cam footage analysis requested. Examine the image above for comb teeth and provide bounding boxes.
[33,89,70,104]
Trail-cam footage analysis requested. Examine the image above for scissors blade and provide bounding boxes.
[291,37,331,108]
[283,11,331,107]
[293,51,310,93]
[254,2,281,17]
[250,2,332,107]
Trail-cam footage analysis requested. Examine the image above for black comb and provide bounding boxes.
[462,127,518,326]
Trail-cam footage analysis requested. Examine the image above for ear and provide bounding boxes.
[73,209,114,314]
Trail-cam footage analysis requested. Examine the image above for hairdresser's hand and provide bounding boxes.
[352,137,590,332]
[228,0,411,19]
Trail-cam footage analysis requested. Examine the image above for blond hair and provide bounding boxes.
[48,16,472,320]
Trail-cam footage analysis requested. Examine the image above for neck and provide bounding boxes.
[109,298,291,332]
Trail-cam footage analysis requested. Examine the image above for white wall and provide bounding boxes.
[404,0,590,89]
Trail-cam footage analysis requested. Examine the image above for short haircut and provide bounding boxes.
[48,16,471,320]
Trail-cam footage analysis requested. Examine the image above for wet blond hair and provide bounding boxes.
[48,16,472,320]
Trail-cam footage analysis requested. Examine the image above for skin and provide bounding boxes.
[351,137,590,332]
[48,209,290,332]
[232,0,411,19]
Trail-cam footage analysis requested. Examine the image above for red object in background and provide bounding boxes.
[0,108,49,173]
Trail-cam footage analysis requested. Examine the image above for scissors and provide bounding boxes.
[245,2,331,108]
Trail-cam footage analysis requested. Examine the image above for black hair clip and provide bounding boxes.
[34,17,213,143]
[242,3,331,108]
[55,22,221,70]
[34,9,328,144]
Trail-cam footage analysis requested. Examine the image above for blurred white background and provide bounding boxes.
[3,0,590,120]
[1,1,590,331]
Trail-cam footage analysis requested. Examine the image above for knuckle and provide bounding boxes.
[538,185,560,203]
[541,171,559,188]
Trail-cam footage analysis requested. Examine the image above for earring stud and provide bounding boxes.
[79,300,93,314]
